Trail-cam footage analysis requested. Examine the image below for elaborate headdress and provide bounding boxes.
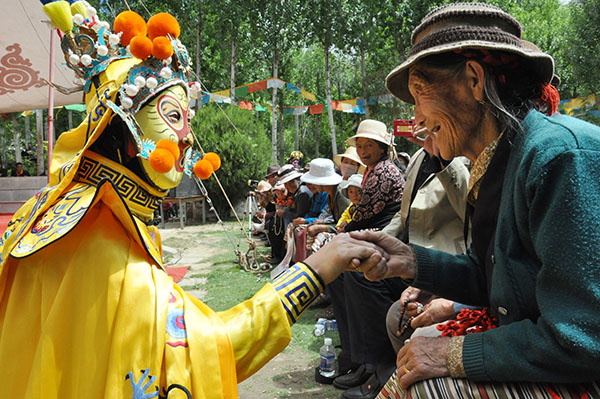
[40,0,220,182]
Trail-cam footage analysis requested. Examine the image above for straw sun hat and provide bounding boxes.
[346,119,393,149]
[385,2,555,104]
[333,146,366,171]
[301,158,343,186]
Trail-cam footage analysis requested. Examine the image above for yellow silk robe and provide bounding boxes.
[0,168,323,398]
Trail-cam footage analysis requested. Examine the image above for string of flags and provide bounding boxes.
[195,77,396,115]
[559,94,600,117]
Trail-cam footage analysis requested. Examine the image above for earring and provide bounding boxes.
[478,99,485,105]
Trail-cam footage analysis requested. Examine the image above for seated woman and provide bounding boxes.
[344,119,404,232]
[333,146,366,182]
[318,3,600,398]
[287,159,349,263]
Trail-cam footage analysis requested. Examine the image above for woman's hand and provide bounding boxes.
[307,224,326,237]
[348,230,418,281]
[396,336,451,389]
[292,217,306,226]
[305,233,385,285]
[411,299,456,329]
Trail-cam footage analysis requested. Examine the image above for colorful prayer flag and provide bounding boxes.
[309,104,324,115]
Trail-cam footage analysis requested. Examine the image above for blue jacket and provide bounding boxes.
[305,192,328,223]
[412,110,600,383]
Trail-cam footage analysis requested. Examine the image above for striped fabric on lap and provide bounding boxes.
[377,370,600,399]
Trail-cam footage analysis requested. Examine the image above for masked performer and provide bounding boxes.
[0,3,374,397]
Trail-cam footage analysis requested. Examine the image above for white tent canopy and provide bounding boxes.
[0,0,82,114]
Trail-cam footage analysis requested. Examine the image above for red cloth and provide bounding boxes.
[165,266,189,283]
[309,104,324,114]
[292,227,307,263]
[0,214,12,235]
[247,80,267,93]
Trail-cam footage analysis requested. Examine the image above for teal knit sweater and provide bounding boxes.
[412,110,600,383]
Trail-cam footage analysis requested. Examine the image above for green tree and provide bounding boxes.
[190,105,271,216]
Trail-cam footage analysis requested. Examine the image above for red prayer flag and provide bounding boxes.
[309,104,324,115]
[238,100,254,110]
[247,80,267,94]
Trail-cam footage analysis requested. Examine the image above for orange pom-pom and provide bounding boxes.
[152,36,174,60]
[155,139,180,159]
[149,148,175,173]
[130,35,153,60]
[114,11,147,46]
[193,159,214,180]
[147,13,180,40]
[203,152,221,171]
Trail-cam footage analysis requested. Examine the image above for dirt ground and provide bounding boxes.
[159,222,341,399]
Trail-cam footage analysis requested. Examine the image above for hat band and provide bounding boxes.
[409,26,522,58]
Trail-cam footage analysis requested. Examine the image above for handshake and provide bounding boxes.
[304,230,418,285]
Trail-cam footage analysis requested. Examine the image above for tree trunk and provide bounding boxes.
[315,115,320,157]
[195,0,203,111]
[230,38,236,105]
[68,109,73,130]
[324,35,338,156]
[0,125,5,170]
[271,47,279,162]
[12,115,22,163]
[278,94,285,165]
[294,114,299,150]
[36,109,44,175]
[360,44,370,118]
[25,115,31,143]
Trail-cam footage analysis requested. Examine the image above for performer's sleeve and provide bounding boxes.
[216,262,324,381]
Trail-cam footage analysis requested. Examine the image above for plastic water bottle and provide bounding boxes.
[319,337,336,377]
[314,318,327,336]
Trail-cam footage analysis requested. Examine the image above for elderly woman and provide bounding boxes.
[315,3,600,398]
[344,120,404,232]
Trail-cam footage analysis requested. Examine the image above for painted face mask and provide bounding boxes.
[135,85,193,190]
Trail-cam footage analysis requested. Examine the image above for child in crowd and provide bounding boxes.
[336,174,362,233]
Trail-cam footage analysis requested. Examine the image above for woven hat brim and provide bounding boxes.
[346,132,393,148]
[386,40,555,104]
[333,153,365,168]
[279,171,304,184]
[300,173,343,186]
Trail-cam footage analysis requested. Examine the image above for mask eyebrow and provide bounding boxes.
[160,98,180,114]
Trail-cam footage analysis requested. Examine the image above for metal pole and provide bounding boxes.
[46,29,56,182]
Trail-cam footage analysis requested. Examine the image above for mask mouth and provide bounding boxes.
[176,132,195,172]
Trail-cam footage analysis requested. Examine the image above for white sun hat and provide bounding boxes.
[346,119,393,148]
[300,158,343,186]
[342,174,363,197]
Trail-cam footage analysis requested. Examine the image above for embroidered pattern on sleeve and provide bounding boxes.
[271,263,324,324]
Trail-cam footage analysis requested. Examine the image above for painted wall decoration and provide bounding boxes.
[0,43,46,96]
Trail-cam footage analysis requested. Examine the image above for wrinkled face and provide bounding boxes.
[135,85,192,189]
[305,182,319,194]
[355,137,385,167]
[347,185,361,204]
[284,179,299,194]
[408,65,480,160]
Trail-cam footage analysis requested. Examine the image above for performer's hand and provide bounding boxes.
[348,230,417,281]
[337,222,347,233]
[396,336,450,389]
[276,208,284,217]
[306,233,384,285]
